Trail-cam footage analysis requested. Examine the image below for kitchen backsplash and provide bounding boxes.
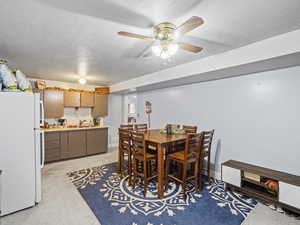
[45,107,94,126]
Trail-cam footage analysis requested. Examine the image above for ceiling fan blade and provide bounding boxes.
[176,16,204,35]
[179,43,203,53]
[118,31,153,41]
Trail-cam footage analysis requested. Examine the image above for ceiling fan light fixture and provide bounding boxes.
[78,77,87,85]
[151,45,162,56]
[168,43,179,56]
[152,42,178,59]
[160,51,170,59]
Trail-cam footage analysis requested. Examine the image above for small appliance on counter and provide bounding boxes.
[93,117,104,127]
[57,118,67,128]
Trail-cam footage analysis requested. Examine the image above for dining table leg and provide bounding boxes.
[157,143,165,199]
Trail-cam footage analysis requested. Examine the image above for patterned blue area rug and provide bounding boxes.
[67,163,257,225]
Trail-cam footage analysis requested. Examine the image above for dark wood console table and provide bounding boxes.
[222,160,300,214]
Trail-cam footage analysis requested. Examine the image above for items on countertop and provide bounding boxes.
[43,117,104,130]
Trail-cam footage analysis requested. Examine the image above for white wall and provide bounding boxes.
[133,66,300,176]
[104,94,123,147]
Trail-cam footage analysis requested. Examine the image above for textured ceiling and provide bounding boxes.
[0,0,300,85]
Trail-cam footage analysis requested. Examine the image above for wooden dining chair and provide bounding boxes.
[200,130,214,184]
[134,123,148,132]
[134,123,158,152]
[131,131,157,196]
[118,128,132,183]
[120,124,134,130]
[165,132,204,199]
[183,125,197,134]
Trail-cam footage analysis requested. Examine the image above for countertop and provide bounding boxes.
[42,126,109,132]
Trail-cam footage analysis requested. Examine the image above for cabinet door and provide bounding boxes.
[86,128,108,155]
[92,93,108,117]
[68,131,86,158]
[60,131,70,159]
[44,90,64,119]
[279,182,300,209]
[222,165,241,187]
[64,91,81,107]
[45,132,60,162]
[81,92,94,107]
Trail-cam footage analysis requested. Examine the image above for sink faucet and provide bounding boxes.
[79,120,87,127]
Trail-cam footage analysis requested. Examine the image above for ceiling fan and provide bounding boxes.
[118,16,204,59]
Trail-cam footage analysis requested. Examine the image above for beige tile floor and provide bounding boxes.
[1,148,299,225]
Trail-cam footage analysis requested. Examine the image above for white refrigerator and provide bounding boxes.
[0,92,44,216]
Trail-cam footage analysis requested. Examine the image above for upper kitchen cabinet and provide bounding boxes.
[80,92,94,107]
[64,91,80,107]
[43,89,64,119]
[92,93,108,117]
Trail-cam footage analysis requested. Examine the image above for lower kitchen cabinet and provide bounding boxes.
[45,132,61,163]
[60,131,70,159]
[44,128,108,163]
[68,131,87,158]
[87,128,108,155]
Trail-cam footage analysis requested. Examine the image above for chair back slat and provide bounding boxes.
[202,130,214,152]
[131,131,146,156]
[184,132,204,159]
[119,128,131,151]
[120,124,134,130]
[134,123,148,132]
[183,125,197,134]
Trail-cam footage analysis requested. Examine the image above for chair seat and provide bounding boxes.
[168,151,197,163]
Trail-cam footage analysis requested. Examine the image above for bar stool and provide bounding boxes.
[131,131,157,197]
[118,128,132,184]
[165,132,204,199]
[201,130,214,184]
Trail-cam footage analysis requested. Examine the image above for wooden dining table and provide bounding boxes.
[144,129,188,199]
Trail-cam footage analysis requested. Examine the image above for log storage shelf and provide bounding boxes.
[222,160,300,214]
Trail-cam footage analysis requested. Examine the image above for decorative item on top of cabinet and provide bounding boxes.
[64,90,80,107]
[86,128,108,155]
[92,93,108,117]
[94,87,109,94]
[43,89,64,119]
[80,92,94,107]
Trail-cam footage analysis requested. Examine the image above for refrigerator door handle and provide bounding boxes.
[41,131,45,168]
[40,101,44,127]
